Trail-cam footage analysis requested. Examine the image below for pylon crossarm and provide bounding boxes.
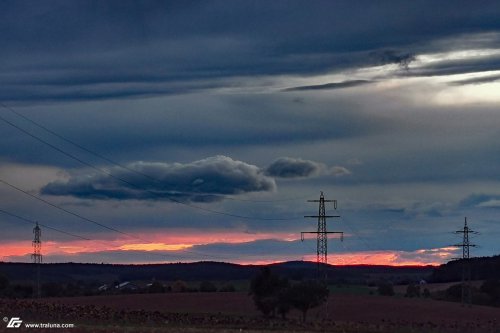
[301,231,320,241]
[304,215,340,218]
[326,231,344,241]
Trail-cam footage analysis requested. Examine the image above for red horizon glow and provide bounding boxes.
[1,231,457,266]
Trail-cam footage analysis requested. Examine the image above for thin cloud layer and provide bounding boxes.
[283,80,373,92]
[449,73,500,85]
[41,156,276,202]
[459,193,500,209]
[330,166,351,177]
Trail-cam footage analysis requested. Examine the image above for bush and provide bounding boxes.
[199,281,217,292]
[219,284,236,292]
[377,282,394,296]
[405,283,421,298]
[171,280,188,293]
[43,282,62,297]
[445,283,462,301]
[480,279,500,306]
[148,281,165,293]
[10,284,33,298]
[0,274,9,295]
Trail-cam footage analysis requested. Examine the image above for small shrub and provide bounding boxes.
[199,281,217,292]
[0,274,9,292]
[405,283,421,298]
[444,283,462,302]
[171,280,188,293]
[480,279,500,306]
[220,284,236,292]
[377,282,394,296]
[148,281,165,293]
[43,282,62,297]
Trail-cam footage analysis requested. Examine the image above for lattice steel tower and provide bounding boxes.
[32,222,42,298]
[453,217,476,307]
[301,191,343,279]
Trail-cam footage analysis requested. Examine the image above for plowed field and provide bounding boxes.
[2,293,499,332]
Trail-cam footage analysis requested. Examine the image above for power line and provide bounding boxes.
[0,208,90,240]
[0,203,235,262]
[0,112,300,221]
[0,103,308,262]
[338,212,378,252]
[0,102,312,204]
[217,194,313,203]
[0,178,134,237]
[0,179,243,261]
[0,102,159,180]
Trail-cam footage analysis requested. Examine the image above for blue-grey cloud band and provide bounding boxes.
[42,156,276,202]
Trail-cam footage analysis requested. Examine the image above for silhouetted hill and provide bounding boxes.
[430,255,500,282]
[0,261,434,286]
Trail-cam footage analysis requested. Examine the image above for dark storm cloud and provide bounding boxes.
[2,1,500,103]
[41,156,276,202]
[371,50,416,69]
[265,157,325,179]
[282,80,373,92]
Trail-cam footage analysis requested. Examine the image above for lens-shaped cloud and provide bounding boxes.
[41,155,276,202]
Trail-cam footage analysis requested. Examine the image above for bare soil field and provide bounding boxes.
[1,293,499,332]
[393,281,484,295]
[44,292,500,323]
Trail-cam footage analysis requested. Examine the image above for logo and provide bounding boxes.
[6,317,22,328]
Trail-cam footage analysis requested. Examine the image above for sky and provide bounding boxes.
[1,0,500,266]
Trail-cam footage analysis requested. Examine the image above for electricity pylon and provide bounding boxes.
[32,222,42,298]
[453,217,477,307]
[301,191,343,280]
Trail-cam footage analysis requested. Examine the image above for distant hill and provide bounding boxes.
[430,255,500,282]
[0,261,433,286]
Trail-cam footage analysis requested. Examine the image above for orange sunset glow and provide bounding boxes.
[1,230,458,267]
